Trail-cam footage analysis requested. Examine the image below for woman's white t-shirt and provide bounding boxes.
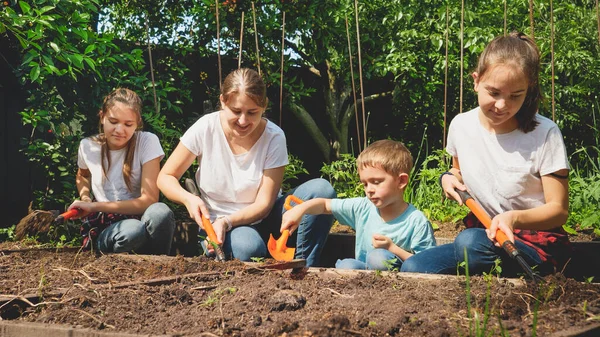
[77,131,165,202]
[180,111,288,221]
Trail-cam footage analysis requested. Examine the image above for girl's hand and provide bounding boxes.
[281,207,303,234]
[441,174,468,205]
[67,200,94,218]
[488,211,517,246]
[372,234,392,250]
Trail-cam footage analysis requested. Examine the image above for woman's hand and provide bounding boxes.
[488,211,517,246]
[67,200,95,218]
[372,234,392,250]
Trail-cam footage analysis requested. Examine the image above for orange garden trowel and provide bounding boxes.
[268,195,304,261]
[454,189,543,283]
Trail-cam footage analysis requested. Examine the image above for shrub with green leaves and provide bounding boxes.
[320,154,363,199]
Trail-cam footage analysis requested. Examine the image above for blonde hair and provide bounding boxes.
[356,140,413,176]
[93,88,143,192]
[220,68,268,109]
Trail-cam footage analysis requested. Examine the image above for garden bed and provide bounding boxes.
[1,241,599,337]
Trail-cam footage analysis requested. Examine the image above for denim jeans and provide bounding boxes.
[97,202,175,255]
[203,178,336,267]
[400,228,546,276]
[336,248,403,271]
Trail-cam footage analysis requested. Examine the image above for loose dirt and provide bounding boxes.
[1,241,599,337]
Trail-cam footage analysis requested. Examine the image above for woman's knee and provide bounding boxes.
[144,202,175,225]
[298,178,336,199]
[228,227,266,261]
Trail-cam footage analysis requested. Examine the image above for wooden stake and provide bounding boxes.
[354,0,367,150]
[145,18,158,115]
[597,0,600,46]
[504,0,507,36]
[216,0,222,89]
[279,11,285,127]
[239,12,245,69]
[252,2,261,76]
[528,0,535,40]
[346,14,361,153]
[460,0,464,114]
[550,0,555,121]
[443,6,449,149]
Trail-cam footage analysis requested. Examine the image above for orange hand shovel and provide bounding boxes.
[268,195,303,261]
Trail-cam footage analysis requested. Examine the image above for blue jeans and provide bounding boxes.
[204,178,336,267]
[400,228,547,276]
[336,248,403,271]
[97,202,175,255]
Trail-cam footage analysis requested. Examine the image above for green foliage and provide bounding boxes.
[566,146,600,236]
[320,154,363,198]
[406,149,467,223]
[282,154,309,193]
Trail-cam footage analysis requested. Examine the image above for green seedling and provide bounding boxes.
[250,257,265,263]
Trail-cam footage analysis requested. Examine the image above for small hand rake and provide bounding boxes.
[455,189,543,284]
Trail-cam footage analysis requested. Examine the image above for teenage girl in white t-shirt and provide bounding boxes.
[68,88,175,254]
[401,32,571,276]
[158,68,336,266]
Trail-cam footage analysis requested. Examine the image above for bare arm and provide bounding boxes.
[281,198,333,233]
[157,142,205,222]
[70,157,161,216]
[76,168,93,202]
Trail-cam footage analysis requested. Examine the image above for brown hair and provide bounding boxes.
[220,68,268,109]
[475,31,542,133]
[356,140,413,177]
[93,88,143,192]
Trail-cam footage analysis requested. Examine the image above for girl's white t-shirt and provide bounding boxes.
[77,131,165,202]
[446,108,569,217]
[180,111,288,221]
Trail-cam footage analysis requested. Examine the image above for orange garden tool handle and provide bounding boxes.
[54,208,83,224]
[184,178,226,261]
[455,189,520,259]
[284,195,304,210]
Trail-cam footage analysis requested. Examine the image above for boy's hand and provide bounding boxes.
[281,206,304,234]
[372,234,392,250]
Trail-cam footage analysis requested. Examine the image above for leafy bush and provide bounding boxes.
[282,154,309,193]
[566,146,600,236]
[320,154,363,199]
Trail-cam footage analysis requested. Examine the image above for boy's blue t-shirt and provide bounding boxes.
[331,197,436,262]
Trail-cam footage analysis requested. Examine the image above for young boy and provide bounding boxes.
[281,140,436,270]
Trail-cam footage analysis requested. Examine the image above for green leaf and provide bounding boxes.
[19,1,31,14]
[50,42,60,53]
[30,65,41,82]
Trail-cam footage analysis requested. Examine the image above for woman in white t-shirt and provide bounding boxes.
[68,88,175,254]
[157,68,336,267]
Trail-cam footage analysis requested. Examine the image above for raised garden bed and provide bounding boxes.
[1,240,599,337]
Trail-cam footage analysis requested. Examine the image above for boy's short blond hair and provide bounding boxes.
[356,140,413,176]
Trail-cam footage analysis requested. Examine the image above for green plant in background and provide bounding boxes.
[406,149,468,225]
[320,154,363,198]
[282,154,309,193]
[566,145,600,237]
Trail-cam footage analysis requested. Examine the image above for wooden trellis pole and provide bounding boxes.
[354,0,367,149]
[597,0,600,46]
[279,11,285,127]
[145,18,158,115]
[443,6,449,149]
[460,0,464,113]
[346,14,361,153]
[528,0,535,39]
[251,2,261,76]
[504,0,507,36]
[238,12,244,69]
[550,0,555,121]
[215,0,222,89]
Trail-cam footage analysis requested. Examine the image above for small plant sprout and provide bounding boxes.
[250,257,265,263]
[382,258,399,272]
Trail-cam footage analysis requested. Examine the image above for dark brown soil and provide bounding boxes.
[1,241,599,337]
